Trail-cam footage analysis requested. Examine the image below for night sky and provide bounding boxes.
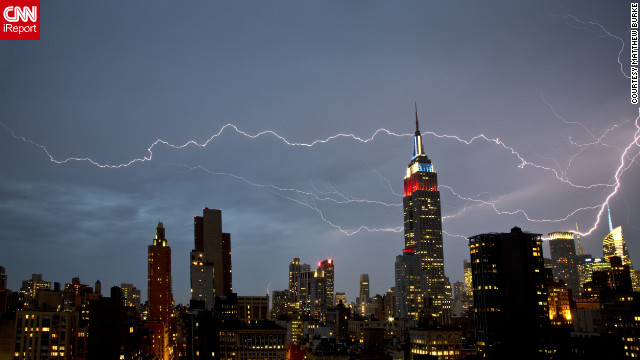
[1,1,638,306]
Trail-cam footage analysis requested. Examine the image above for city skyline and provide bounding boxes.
[1,1,638,305]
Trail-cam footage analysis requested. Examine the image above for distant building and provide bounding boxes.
[238,296,269,323]
[121,283,141,311]
[409,326,463,360]
[395,248,426,319]
[271,290,289,318]
[357,274,370,316]
[463,259,472,297]
[298,264,313,314]
[603,218,640,291]
[0,266,6,290]
[311,260,334,323]
[382,288,396,319]
[20,274,50,308]
[190,208,232,310]
[334,292,347,307]
[468,227,549,359]
[289,257,302,300]
[548,232,580,296]
[237,321,286,360]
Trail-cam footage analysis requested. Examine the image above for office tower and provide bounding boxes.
[603,205,640,291]
[62,277,95,313]
[148,222,173,323]
[289,257,301,299]
[190,208,232,310]
[468,227,549,359]
[383,288,396,319]
[395,248,427,318]
[402,105,450,324]
[237,296,269,323]
[148,222,174,360]
[452,281,465,317]
[298,264,313,314]
[548,232,580,296]
[20,274,51,308]
[121,283,141,310]
[463,259,472,297]
[358,274,370,316]
[311,259,334,323]
[271,290,289,318]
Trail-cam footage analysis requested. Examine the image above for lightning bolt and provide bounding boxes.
[0,15,636,242]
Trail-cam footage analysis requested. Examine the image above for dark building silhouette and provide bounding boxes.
[88,287,145,360]
[468,227,549,359]
[0,266,6,290]
[402,105,450,324]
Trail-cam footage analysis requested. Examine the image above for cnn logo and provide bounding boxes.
[3,6,37,22]
[1,0,40,40]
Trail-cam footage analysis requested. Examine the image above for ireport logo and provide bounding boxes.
[1,0,39,40]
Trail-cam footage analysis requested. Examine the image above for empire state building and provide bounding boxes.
[402,105,451,323]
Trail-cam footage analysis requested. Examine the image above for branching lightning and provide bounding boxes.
[0,14,637,243]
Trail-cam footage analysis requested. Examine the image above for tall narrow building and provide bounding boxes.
[603,205,639,291]
[395,248,427,318]
[358,274,370,316]
[311,259,334,323]
[548,231,580,297]
[190,208,232,309]
[402,105,450,323]
[148,222,174,360]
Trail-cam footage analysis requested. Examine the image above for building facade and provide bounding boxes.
[402,107,450,324]
[468,227,549,359]
[190,208,232,310]
[548,231,580,297]
[147,222,174,360]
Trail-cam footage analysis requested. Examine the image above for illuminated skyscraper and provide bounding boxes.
[148,222,173,322]
[603,205,640,291]
[148,222,174,360]
[395,248,427,318]
[463,259,472,297]
[358,274,370,316]
[311,259,334,323]
[190,208,232,309]
[548,231,580,297]
[289,257,301,300]
[402,105,450,323]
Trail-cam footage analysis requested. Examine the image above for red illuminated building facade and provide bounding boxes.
[147,222,174,360]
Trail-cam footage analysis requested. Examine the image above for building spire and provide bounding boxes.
[576,219,584,256]
[415,101,419,132]
[412,102,425,158]
[607,203,613,233]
